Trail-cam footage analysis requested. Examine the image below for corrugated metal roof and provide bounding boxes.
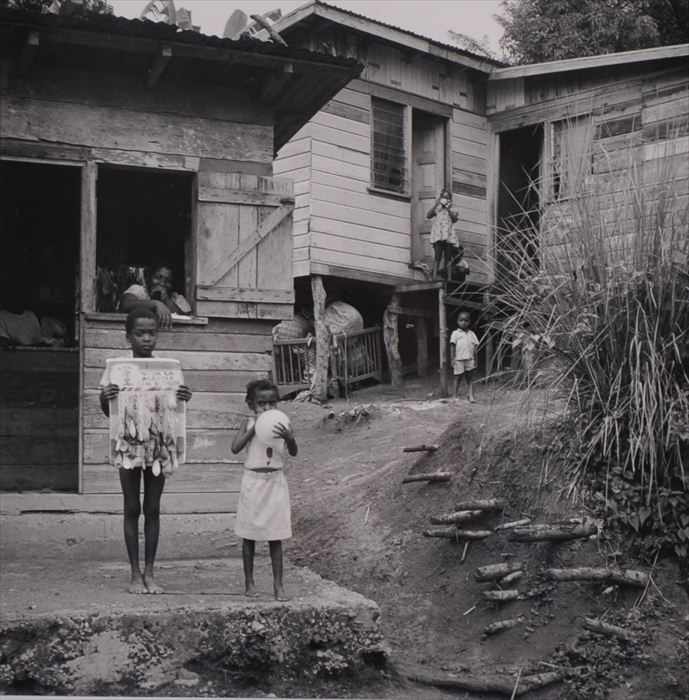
[279,0,506,68]
[0,6,360,68]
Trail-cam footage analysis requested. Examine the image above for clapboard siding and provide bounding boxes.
[79,317,272,497]
[515,65,689,270]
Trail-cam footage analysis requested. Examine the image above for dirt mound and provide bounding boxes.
[287,388,689,699]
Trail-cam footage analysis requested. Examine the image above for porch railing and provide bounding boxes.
[272,326,383,395]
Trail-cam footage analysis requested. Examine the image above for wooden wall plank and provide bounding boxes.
[82,463,243,494]
[311,154,370,182]
[0,464,76,492]
[312,138,370,168]
[310,232,411,263]
[1,96,273,162]
[311,200,411,234]
[311,216,410,248]
[311,182,410,218]
[311,109,370,137]
[84,348,272,371]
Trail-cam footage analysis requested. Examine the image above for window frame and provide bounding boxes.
[548,115,594,202]
[369,96,412,199]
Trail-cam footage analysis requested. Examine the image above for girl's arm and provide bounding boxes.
[231,417,255,454]
[100,384,119,417]
[274,422,298,456]
[176,385,192,402]
[449,207,459,223]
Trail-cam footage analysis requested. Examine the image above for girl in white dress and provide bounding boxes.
[231,380,297,600]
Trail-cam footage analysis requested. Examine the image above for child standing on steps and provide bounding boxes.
[450,310,480,402]
[99,307,192,594]
[231,379,297,601]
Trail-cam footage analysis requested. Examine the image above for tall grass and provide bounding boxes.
[490,123,689,506]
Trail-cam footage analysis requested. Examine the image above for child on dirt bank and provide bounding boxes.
[231,379,297,601]
[99,307,192,594]
[450,310,480,402]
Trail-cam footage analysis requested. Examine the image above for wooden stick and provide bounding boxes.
[430,509,483,525]
[546,567,648,588]
[403,472,452,484]
[402,664,562,696]
[456,529,494,540]
[495,518,532,532]
[483,589,519,602]
[475,562,523,582]
[454,498,505,512]
[501,570,524,585]
[403,444,439,453]
[483,617,525,636]
[423,527,458,539]
[582,617,633,641]
[460,541,470,563]
[508,522,596,542]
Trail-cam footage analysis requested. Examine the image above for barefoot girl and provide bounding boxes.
[231,379,297,600]
[99,307,192,593]
[427,188,459,279]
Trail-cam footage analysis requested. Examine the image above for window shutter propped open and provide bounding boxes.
[195,173,295,320]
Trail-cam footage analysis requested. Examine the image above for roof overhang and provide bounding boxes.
[489,43,689,81]
[0,8,363,152]
[274,0,502,74]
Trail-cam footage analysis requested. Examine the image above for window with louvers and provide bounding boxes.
[371,97,407,194]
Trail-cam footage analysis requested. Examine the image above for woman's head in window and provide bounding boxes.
[150,264,175,300]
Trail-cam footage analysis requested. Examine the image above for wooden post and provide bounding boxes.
[310,275,329,401]
[438,285,448,397]
[416,316,429,377]
[383,293,403,388]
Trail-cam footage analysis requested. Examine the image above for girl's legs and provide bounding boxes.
[242,539,258,596]
[269,540,287,601]
[142,468,166,593]
[119,467,146,594]
[432,243,442,279]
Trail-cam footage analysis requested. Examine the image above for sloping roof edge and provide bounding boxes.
[273,0,505,73]
[489,43,689,80]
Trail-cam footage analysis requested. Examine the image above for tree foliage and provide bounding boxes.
[497,0,689,64]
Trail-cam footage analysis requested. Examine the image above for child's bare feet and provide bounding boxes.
[144,576,164,594]
[469,395,476,403]
[128,571,147,594]
[274,585,289,602]
[245,581,259,598]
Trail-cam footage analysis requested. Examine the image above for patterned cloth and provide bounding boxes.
[429,206,459,246]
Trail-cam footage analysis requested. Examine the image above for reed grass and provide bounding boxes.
[489,124,689,505]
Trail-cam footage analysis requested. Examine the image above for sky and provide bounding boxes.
[109,0,506,54]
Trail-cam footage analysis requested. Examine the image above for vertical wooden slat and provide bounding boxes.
[80,161,97,313]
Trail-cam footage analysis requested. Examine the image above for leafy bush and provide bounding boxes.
[490,124,689,558]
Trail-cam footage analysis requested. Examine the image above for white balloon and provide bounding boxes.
[254,409,290,447]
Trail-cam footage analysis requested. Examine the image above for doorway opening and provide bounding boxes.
[412,110,447,266]
[0,160,81,492]
[96,166,193,313]
[496,124,543,280]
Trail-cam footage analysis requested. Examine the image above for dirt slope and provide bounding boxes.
[286,384,689,699]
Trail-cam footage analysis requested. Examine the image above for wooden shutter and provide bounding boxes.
[195,173,295,320]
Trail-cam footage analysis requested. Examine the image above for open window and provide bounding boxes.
[551,116,593,201]
[371,97,410,196]
[95,166,194,314]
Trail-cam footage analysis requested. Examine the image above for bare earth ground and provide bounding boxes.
[284,379,689,699]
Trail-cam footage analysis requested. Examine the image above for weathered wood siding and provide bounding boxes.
[80,317,272,501]
[488,62,689,269]
[0,349,78,492]
[274,32,492,285]
[273,124,312,277]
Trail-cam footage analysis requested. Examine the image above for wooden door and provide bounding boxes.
[195,173,295,320]
[412,113,446,264]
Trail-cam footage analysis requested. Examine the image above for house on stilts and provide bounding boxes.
[271,0,689,395]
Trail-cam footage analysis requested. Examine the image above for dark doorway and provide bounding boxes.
[0,160,81,492]
[497,124,543,279]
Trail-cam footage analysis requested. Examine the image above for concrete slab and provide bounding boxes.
[0,558,385,694]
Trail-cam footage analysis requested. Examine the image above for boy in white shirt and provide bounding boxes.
[450,310,480,402]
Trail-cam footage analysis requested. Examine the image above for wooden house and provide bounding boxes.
[271,0,503,391]
[0,7,361,510]
[272,1,688,390]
